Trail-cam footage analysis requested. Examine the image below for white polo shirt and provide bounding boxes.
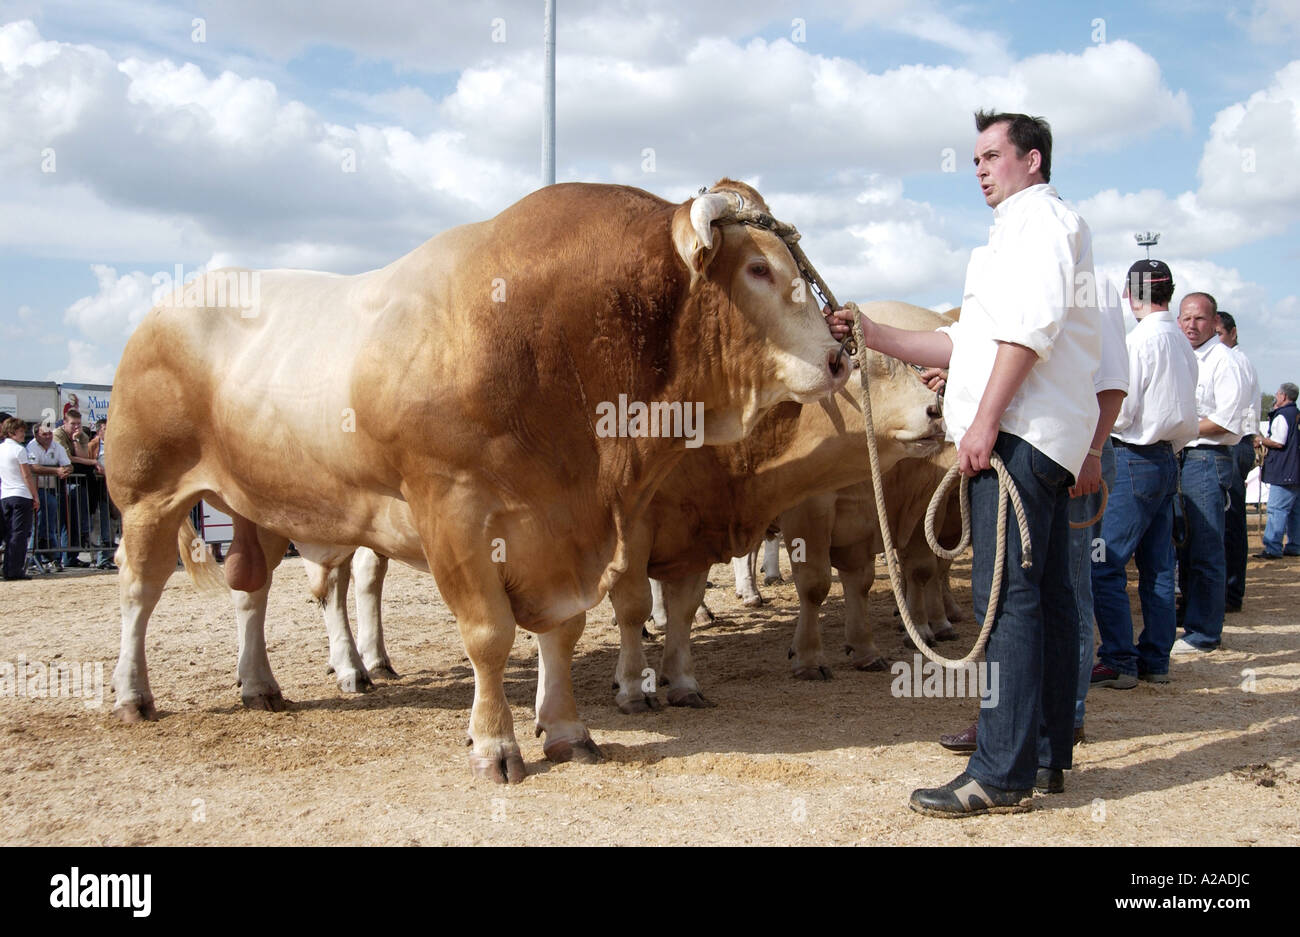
[1111,310,1199,449]
[1095,277,1130,396]
[1186,334,1246,447]
[938,184,1102,478]
[0,437,34,501]
[1269,410,1291,447]
[26,437,70,490]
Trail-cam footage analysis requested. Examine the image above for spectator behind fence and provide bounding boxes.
[1216,311,1262,612]
[54,408,96,568]
[25,422,73,565]
[1,416,39,581]
[62,393,79,422]
[1256,383,1300,558]
[87,417,116,569]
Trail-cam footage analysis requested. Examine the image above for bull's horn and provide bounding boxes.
[690,190,745,250]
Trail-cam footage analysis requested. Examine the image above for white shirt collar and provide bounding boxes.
[1193,333,1222,361]
[992,183,1058,223]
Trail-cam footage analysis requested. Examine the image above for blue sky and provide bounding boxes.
[2,0,1299,396]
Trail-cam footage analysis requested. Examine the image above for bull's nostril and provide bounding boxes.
[828,349,843,377]
[926,404,942,419]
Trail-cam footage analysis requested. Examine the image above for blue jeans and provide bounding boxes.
[1092,442,1179,675]
[1262,483,1300,555]
[34,488,61,552]
[967,433,1079,789]
[1177,447,1234,649]
[61,481,90,564]
[1224,437,1255,606]
[1072,440,1114,727]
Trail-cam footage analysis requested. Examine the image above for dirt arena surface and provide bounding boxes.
[2,545,1297,846]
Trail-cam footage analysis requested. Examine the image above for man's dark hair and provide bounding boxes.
[975,110,1052,182]
[1217,311,1237,332]
[64,408,82,421]
[1183,291,1218,315]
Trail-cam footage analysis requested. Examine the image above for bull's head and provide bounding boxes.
[670,179,851,444]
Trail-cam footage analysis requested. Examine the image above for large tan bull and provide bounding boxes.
[105,179,850,783]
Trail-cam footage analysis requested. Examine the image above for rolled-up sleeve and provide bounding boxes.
[1208,359,1246,431]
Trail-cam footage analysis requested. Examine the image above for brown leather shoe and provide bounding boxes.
[939,721,978,753]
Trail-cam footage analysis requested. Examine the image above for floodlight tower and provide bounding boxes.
[542,0,556,186]
[1135,231,1160,259]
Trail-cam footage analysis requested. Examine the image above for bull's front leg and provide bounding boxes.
[352,547,398,677]
[787,530,834,680]
[839,560,887,670]
[609,575,662,713]
[659,570,714,707]
[534,613,603,764]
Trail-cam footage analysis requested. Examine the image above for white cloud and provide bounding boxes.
[63,264,154,335]
[46,338,116,384]
[1240,0,1300,43]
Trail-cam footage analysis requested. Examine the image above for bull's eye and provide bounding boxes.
[748,261,771,279]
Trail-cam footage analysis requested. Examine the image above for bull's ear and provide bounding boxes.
[672,192,740,284]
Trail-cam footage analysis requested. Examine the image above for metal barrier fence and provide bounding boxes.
[23,472,119,574]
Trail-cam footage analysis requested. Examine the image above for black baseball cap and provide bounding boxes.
[1124,259,1173,293]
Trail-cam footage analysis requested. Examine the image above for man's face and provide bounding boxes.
[1276,389,1288,408]
[35,426,52,448]
[65,418,81,436]
[1215,319,1237,347]
[1179,297,1218,348]
[973,121,1041,209]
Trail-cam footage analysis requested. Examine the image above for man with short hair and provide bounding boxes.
[1215,311,1262,611]
[1174,292,1246,653]
[1,417,40,581]
[53,409,95,568]
[25,422,73,564]
[1090,260,1199,685]
[1256,383,1300,558]
[831,109,1101,815]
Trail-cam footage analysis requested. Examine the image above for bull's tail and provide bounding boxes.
[177,517,228,593]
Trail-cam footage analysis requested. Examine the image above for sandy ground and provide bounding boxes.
[1,538,1297,846]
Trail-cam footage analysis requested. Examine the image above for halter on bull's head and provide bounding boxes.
[665,179,850,440]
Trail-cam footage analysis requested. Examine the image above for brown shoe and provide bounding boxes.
[1074,725,1086,745]
[939,722,978,753]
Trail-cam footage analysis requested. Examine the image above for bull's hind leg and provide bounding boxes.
[232,524,291,711]
[660,570,714,707]
[310,552,373,694]
[353,548,398,677]
[534,613,602,764]
[610,575,662,713]
[113,502,197,722]
[787,526,834,680]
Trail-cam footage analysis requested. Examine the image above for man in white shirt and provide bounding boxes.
[1,417,40,581]
[1256,383,1300,557]
[1215,312,1262,612]
[1090,260,1199,685]
[26,423,73,563]
[830,110,1102,816]
[1174,292,1245,653]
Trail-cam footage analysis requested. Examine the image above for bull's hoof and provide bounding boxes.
[695,605,715,624]
[114,700,158,723]
[740,595,764,608]
[932,626,958,642]
[241,691,288,712]
[793,664,833,681]
[368,663,400,680]
[763,574,782,586]
[469,746,527,784]
[852,656,890,672]
[666,687,715,708]
[336,671,374,694]
[903,634,934,650]
[617,695,662,714]
[543,734,605,765]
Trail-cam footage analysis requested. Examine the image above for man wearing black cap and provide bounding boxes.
[1090,261,1198,686]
